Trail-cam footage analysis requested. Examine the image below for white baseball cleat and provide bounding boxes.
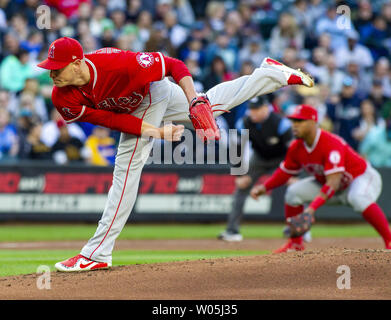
[261,57,314,88]
[55,254,111,272]
[303,230,312,243]
[217,231,243,242]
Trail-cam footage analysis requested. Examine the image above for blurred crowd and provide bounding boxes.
[0,0,391,167]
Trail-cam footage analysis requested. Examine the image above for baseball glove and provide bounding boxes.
[286,212,313,238]
[188,95,228,142]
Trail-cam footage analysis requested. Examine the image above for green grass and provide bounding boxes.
[0,223,380,277]
[0,223,379,242]
[0,249,267,277]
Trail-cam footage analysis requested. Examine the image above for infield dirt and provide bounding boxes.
[0,237,390,300]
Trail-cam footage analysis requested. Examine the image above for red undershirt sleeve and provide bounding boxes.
[62,105,143,136]
[263,168,293,191]
[163,56,192,84]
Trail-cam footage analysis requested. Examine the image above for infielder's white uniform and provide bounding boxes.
[285,163,382,213]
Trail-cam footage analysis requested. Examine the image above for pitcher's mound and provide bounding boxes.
[1,247,390,300]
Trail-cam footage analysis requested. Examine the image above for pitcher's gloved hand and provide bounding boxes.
[188,95,228,142]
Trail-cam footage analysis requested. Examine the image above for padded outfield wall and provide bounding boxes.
[0,163,389,222]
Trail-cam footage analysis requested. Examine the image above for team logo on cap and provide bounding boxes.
[136,52,154,68]
[48,44,55,59]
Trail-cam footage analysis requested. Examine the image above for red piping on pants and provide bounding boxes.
[89,91,152,259]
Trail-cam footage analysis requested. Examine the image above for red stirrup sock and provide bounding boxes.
[362,203,391,248]
[285,204,304,243]
[285,204,304,218]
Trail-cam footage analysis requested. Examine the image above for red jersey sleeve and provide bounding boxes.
[128,51,191,85]
[164,56,192,83]
[128,52,167,84]
[322,138,346,176]
[52,87,143,136]
[279,140,302,175]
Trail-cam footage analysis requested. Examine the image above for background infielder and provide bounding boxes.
[37,37,314,271]
[251,104,391,253]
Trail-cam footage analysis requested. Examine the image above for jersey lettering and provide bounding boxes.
[96,92,144,112]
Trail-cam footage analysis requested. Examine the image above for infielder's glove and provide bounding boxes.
[286,212,313,238]
[188,95,228,142]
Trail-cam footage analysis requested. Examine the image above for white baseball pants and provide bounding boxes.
[81,60,288,263]
[285,164,382,213]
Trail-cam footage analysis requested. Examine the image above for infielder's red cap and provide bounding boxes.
[37,37,84,70]
[287,104,318,122]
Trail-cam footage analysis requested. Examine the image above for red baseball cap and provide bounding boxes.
[37,37,84,70]
[287,104,318,122]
